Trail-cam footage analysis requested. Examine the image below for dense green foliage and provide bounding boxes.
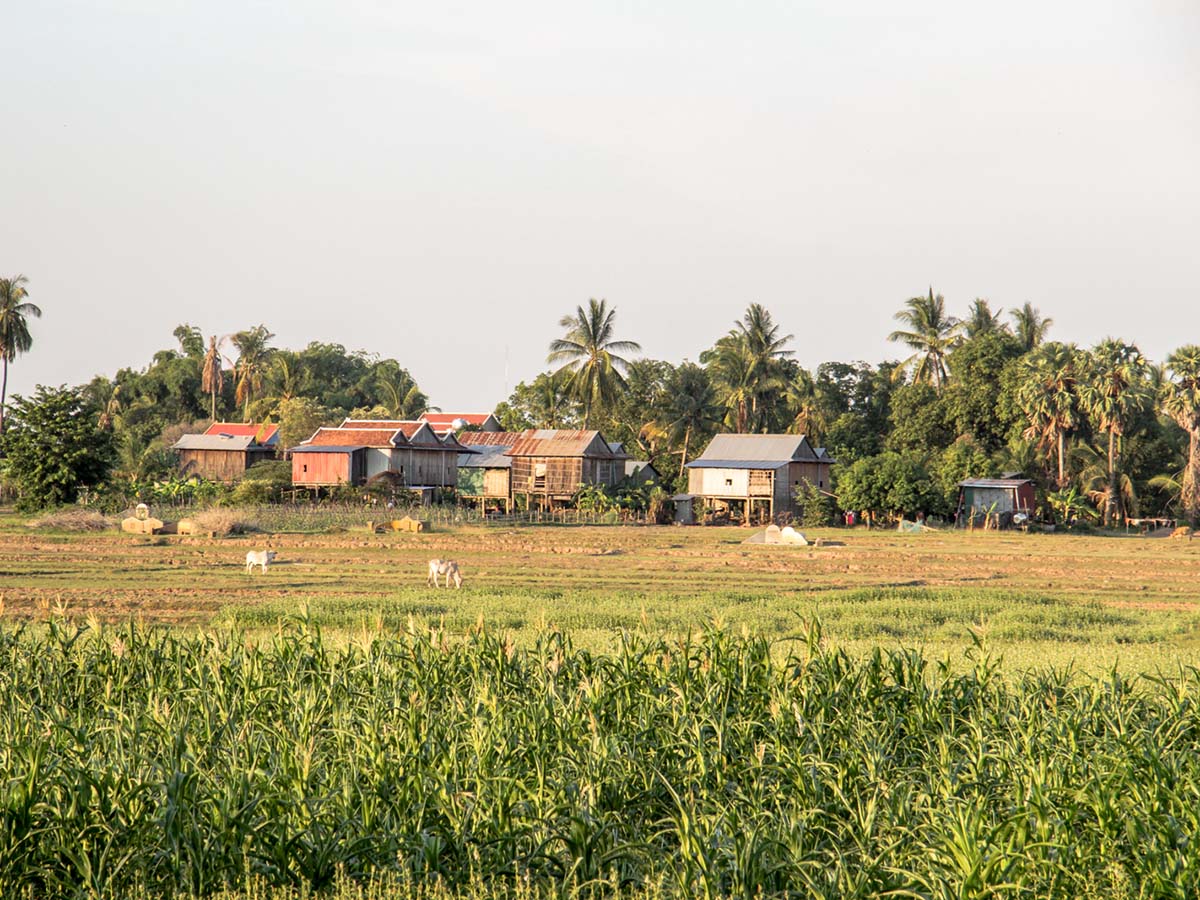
[82,328,429,484]
[0,385,115,511]
[2,620,1198,898]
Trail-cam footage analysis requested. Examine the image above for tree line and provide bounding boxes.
[515,293,1200,527]
[1,272,1198,526]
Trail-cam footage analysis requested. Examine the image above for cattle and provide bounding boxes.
[427,558,462,589]
[245,549,277,574]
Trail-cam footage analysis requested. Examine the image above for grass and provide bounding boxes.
[2,510,1199,671]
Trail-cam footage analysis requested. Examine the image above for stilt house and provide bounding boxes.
[685,434,834,522]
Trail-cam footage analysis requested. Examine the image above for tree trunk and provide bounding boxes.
[1106,429,1117,527]
[1185,429,1200,529]
[210,388,216,423]
[0,355,7,436]
[678,425,690,479]
[1057,431,1066,488]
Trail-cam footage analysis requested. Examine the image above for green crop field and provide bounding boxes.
[3,511,1200,898]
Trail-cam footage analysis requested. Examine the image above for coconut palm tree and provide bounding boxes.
[663,362,722,478]
[1016,342,1083,488]
[230,325,275,422]
[784,368,825,443]
[201,335,226,423]
[1011,302,1053,352]
[703,339,761,433]
[963,299,1006,339]
[888,288,962,390]
[547,299,641,429]
[0,275,42,434]
[375,365,432,419]
[1161,345,1200,527]
[1078,339,1150,526]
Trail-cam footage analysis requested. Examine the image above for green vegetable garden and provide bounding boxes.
[2,617,1197,899]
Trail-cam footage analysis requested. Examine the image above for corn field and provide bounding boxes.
[1,618,1198,899]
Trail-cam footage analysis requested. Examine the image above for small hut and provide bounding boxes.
[956,477,1036,527]
[173,423,279,482]
[457,431,515,511]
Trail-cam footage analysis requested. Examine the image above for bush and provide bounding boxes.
[793,481,834,526]
[186,508,259,536]
[26,508,115,532]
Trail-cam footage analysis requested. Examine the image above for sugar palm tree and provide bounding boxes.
[663,362,722,477]
[964,298,1006,339]
[1011,302,1053,352]
[547,299,641,429]
[230,325,275,422]
[201,335,226,423]
[1078,339,1150,525]
[0,275,42,434]
[888,288,962,390]
[1161,345,1200,527]
[1016,342,1083,487]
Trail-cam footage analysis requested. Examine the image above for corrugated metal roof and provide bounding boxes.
[173,434,256,451]
[458,431,517,447]
[459,447,512,468]
[290,445,364,453]
[505,429,621,459]
[958,478,1034,488]
[203,422,279,445]
[693,434,817,463]
[308,427,403,447]
[685,459,791,471]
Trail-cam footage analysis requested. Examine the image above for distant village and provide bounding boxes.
[173,415,843,526]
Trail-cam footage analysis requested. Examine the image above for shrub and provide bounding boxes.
[187,507,259,536]
[26,508,115,532]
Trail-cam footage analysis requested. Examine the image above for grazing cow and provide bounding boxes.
[245,549,277,574]
[427,558,462,589]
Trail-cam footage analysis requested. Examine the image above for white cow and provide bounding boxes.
[427,558,462,589]
[245,549,277,574]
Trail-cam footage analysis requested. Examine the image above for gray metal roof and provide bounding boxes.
[958,478,1033,488]
[173,434,256,451]
[458,447,512,468]
[289,445,365,453]
[685,459,791,470]
[692,434,818,464]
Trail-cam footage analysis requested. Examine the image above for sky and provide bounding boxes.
[3,1,1199,410]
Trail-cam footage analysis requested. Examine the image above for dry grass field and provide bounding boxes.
[3,510,1200,671]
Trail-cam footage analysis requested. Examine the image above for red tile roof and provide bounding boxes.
[339,419,431,439]
[307,427,403,447]
[419,413,495,428]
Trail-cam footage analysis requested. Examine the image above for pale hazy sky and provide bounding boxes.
[3,1,1198,410]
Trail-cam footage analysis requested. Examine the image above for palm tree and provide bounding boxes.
[1073,441,1139,524]
[1161,345,1200,527]
[888,288,963,390]
[1011,302,1053,352]
[1016,342,1083,488]
[784,368,825,443]
[1078,339,1150,526]
[964,299,1006,339]
[230,325,275,422]
[703,339,759,433]
[547,299,641,429]
[201,335,226,423]
[0,275,42,434]
[375,365,432,419]
[663,362,722,478]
